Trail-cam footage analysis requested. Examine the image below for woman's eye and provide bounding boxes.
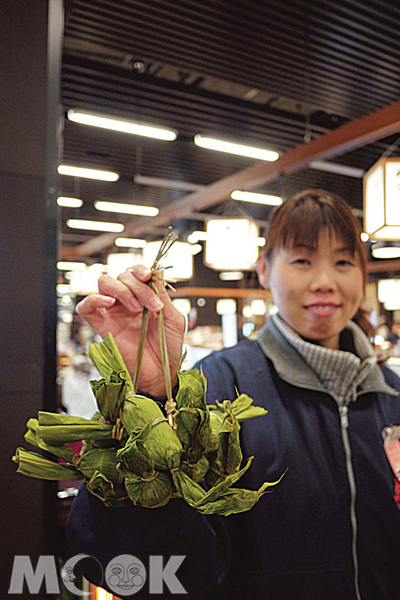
[336,259,353,266]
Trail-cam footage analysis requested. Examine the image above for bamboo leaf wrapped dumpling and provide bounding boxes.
[175,366,207,410]
[12,448,82,481]
[206,402,243,486]
[123,470,174,508]
[117,419,175,508]
[90,370,130,423]
[121,394,183,471]
[35,411,114,444]
[174,365,211,465]
[86,471,130,507]
[174,406,211,465]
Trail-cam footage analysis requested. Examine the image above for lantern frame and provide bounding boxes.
[363,157,400,240]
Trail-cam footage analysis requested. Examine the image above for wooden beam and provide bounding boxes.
[368,259,400,274]
[66,99,400,257]
[170,287,271,299]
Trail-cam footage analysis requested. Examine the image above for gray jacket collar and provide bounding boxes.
[257,316,398,400]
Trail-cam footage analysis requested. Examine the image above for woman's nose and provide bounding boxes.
[308,268,337,292]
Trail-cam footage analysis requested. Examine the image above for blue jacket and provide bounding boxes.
[66,319,400,599]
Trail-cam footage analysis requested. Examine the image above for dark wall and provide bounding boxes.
[0,1,62,597]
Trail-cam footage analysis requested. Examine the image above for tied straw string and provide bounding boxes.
[132,227,178,428]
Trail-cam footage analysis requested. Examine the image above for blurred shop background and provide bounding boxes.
[2,0,400,598]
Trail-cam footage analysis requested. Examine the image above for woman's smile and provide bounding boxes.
[304,302,341,317]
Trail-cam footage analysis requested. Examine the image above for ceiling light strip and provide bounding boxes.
[95,201,159,216]
[68,109,177,141]
[57,196,83,207]
[58,165,119,181]
[194,135,279,161]
[66,219,124,232]
[231,190,282,205]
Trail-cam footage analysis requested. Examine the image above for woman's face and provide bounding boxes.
[259,228,364,350]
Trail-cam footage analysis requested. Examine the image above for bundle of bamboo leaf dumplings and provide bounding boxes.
[13,230,283,515]
[13,333,282,516]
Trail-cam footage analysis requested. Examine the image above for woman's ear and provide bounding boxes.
[257,255,269,289]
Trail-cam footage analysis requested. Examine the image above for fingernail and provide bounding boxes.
[148,297,164,311]
[136,266,152,278]
[130,297,142,311]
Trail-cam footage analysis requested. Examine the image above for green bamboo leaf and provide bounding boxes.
[171,469,206,505]
[13,448,82,481]
[36,411,114,443]
[75,447,122,484]
[87,333,134,393]
[193,475,284,516]
[90,371,128,422]
[174,406,211,464]
[180,455,210,483]
[176,366,207,410]
[124,470,174,508]
[196,457,254,506]
[213,394,268,422]
[24,418,77,463]
[86,471,130,507]
[122,396,182,470]
[117,420,155,478]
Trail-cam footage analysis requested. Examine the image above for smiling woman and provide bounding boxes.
[257,190,366,349]
[66,189,400,600]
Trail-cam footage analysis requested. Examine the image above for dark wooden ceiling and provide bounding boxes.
[60,0,400,260]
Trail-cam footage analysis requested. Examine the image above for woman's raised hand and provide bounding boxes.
[76,265,185,396]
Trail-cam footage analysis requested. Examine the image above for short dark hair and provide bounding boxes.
[262,189,367,285]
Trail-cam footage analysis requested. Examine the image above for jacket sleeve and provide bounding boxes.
[65,352,241,599]
[66,484,232,599]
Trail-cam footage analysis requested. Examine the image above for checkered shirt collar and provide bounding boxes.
[271,313,377,403]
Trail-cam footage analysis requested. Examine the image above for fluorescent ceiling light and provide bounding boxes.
[360,232,369,242]
[66,219,124,233]
[58,165,119,181]
[115,237,147,248]
[309,160,365,178]
[95,201,159,216]
[194,135,279,161]
[57,196,83,208]
[219,271,244,281]
[57,261,87,271]
[68,109,177,141]
[231,190,282,205]
[134,175,205,191]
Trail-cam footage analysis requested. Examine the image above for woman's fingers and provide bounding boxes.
[108,268,165,313]
[76,293,116,327]
[78,266,183,332]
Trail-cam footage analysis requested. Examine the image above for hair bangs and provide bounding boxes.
[263,189,367,283]
[280,196,358,255]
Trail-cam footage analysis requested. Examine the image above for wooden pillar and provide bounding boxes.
[0,1,62,597]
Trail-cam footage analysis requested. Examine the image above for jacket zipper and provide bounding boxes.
[339,404,362,600]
